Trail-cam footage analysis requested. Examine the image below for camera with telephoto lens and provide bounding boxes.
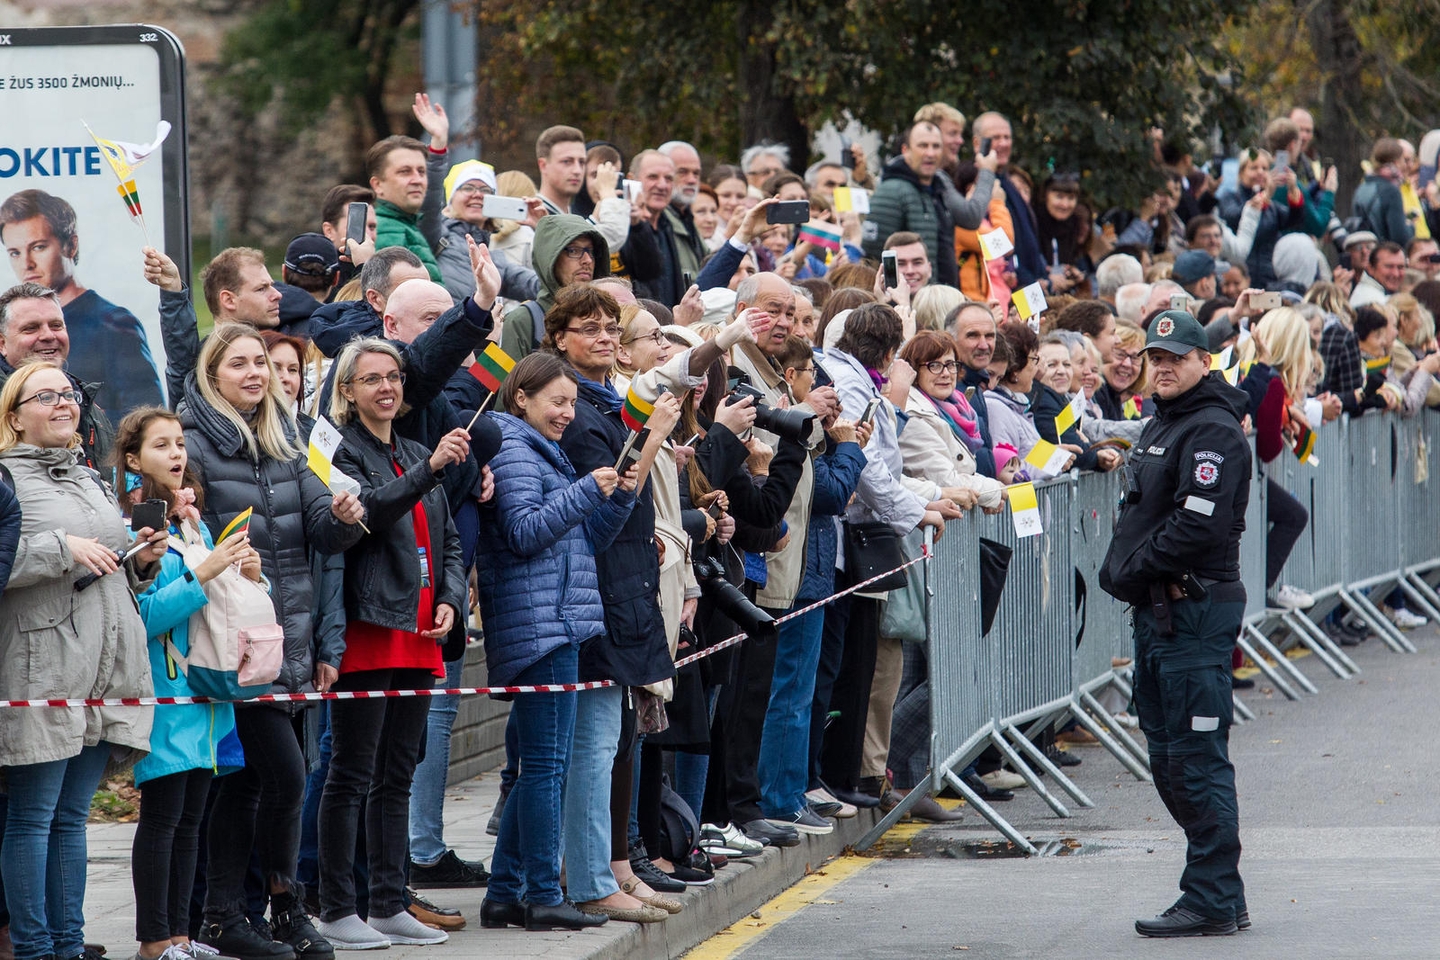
[725,383,824,450]
[693,555,777,642]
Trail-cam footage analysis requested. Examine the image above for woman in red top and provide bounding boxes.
[317,338,469,949]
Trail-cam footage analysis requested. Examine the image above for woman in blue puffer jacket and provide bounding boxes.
[474,352,636,932]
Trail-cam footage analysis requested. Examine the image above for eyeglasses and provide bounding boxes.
[1028,354,1041,364]
[560,245,596,261]
[1113,349,1143,365]
[452,182,491,197]
[18,388,81,407]
[566,323,621,339]
[347,372,406,388]
[923,360,961,375]
[621,329,666,346]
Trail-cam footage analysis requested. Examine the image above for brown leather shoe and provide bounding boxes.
[406,888,467,930]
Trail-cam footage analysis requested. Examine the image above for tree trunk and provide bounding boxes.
[1303,0,1366,217]
[735,8,809,173]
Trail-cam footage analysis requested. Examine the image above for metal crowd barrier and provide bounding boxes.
[858,409,1440,853]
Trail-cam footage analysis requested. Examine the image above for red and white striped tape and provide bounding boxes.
[0,549,928,708]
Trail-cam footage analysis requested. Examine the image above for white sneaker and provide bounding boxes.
[806,786,857,818]
[1391,607,1427,630]
[700,821,765,856]
[1268,584,1315,610]
[981,769,1026,790]
[1112,711,1140,730]
[316,915,392,950]
[367,911,448,946]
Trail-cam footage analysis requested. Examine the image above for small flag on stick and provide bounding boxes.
[216,507,252,544]
[796,220,843,252]
[1009,481,1043,538]
[1024,438,1071,475]
[1011,282,1048,320]
[621,386,654,433]
[1122,396,1142,420]
[82,120,170,244]
[1054,392,1086,437]
[468,343,514,394]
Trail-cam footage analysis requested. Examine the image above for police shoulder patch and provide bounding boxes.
[1194,461,1220,487]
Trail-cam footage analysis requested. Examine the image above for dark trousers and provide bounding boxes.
[204,708,308,925]
[888,642,930,791]
[1132,596,1247,922]
[319,667,433,922]
[1265,478,1308,589]
[703,605,783,826]
[820,596,880,791]
[134,768,213,942]
[808,596,851,791]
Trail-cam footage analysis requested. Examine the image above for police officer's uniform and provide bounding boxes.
[1099,311,1252,937]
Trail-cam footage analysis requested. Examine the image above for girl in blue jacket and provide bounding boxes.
[475,352,637,932]
[115,407,258,960]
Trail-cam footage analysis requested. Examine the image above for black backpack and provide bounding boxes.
[655,782,700,863]
[1343,181,1380,235]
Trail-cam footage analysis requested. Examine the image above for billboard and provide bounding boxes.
[0,24,189,415]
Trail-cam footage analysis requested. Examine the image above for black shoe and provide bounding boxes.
[200,920,296,960]
[523,901,607,931]
[1046,746,1082,768]
[824,784,880,809]
[270,889,332,959]
[1231,674,1256,690]
[962,772,1014,802]
[409,848,490,888]
[479,898,525,929]
[856,775,886,800]
[1236,908,1251,930]
[486,784,510,837]
[809,799,843,818]
[1135,905,1238,938]
[628,841,688,892]
[740,817,801,847]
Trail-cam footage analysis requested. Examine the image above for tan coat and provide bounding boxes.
[898,387,1006,509]
[0,444,152,772]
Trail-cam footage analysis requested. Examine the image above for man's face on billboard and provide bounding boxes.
[3,216,76,293]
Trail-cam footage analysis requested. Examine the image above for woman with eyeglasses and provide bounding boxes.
[1029,334,1122,473]
[0,362,167,960]
[307,339,467,948]
[183,324,365,960]
[1096,321,1150,422]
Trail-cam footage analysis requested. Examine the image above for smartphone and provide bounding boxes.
[766,200,810,225]
[683,432,701,447]
[623,179,643,203]
[1252,291,1283,311]
[882,250,899,290]
[1274,150,1290,172]
[840,138,855,170]
[345,202,368,248]
[131,498,168,534]
[1420,164,1437,192]
[682,271,694,289]
[979,137,992,157]
[1323,156,1335,172]
[706,501,724,519]
[858,397,884,426]
[1169,294,1191,313]
[482,194,529,221]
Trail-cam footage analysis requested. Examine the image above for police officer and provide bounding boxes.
[1098,310,1252,938]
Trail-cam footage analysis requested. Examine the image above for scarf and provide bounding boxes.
[866,366,887,393]
[928,391,982,449]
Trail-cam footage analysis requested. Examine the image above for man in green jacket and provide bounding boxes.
[861,122,958,287]
[499,214,611,360]
[369,93,451,283]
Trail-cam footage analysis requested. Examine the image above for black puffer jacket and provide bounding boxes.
[180,375,364,703]
[332,420,465,634]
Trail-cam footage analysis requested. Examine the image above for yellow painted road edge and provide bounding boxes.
[683,815,938,960]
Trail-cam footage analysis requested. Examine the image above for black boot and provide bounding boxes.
[199,920,295,960]
[270,886,333,959]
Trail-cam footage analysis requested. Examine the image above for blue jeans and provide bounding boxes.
[2,744,110,960]
[297,704,330,890]
[562,685,622,902]
[759,607,826,817]
[409,656,465,865]
[486,646,578,907]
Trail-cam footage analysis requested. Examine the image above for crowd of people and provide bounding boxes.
[0,89,1437,959]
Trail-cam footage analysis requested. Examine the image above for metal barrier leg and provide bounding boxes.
[990,727,1070,817]
[1398,577,1440,625]
[1234,630,1301,699]
[1077,690,1150,768]
[940,767,1037,856]
[1283,610,1359,678]
[1340,586,1417,653]
[1245,623,1319,695]
[854,779,934,851]
[1232,694,1256,722]
[999,722,1093,810]
[1067,701,1152,781]
[1404,569,1440,614]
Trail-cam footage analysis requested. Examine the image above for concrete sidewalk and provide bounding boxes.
[82,762,878,960]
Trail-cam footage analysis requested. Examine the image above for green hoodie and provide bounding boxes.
[374,199,442,282]
[500,214,611,361]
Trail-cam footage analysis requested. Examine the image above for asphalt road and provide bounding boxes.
[708,625,1440,960]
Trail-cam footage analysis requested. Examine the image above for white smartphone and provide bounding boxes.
[623,179,644,203]
[482,194,529,221]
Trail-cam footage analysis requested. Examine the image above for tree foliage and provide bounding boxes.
[474,0,1256,207]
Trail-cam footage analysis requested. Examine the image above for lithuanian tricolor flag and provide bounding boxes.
[621,386,654,432]
[468,343,515,393]
[1292,424,1316,463]
[217,507,253,544]
[82,120,170,231]
[1122,395,1141,419]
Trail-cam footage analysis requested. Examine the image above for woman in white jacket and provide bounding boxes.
[895,330,1007,509]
